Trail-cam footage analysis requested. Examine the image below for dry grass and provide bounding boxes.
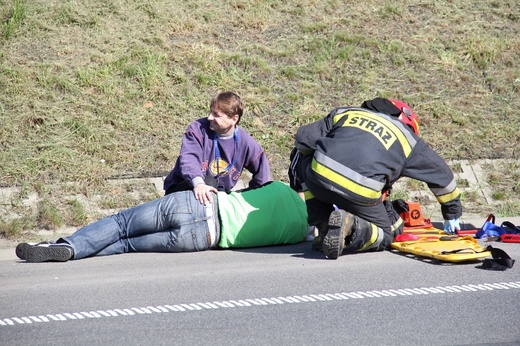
[0,0,519,238]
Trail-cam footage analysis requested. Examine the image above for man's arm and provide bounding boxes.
[176,123,207,185]
[246,150,271,187]
[402,140,462,221]
[177,121,218,204]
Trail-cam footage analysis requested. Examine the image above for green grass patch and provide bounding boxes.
[0,0,519,237]
[0,216,35,239]
[37,199,63,230]
[1,0,27,40]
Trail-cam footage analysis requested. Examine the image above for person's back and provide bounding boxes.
[218,181,308,248]
[307,106,418,206]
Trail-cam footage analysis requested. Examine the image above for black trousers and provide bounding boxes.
[289,148,391,232]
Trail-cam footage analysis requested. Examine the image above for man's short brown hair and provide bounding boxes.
[210,91,244,124]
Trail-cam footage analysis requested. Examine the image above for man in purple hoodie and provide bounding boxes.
[163,91,271,205]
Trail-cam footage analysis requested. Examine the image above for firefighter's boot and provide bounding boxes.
[311,222,328,251]
[343,215,387,253]
[322,209,354,259]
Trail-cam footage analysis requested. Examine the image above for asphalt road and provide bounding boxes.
[1,237,520,346]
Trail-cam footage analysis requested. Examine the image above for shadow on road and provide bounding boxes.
[228,242,328,260]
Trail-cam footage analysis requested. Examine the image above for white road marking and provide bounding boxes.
[1,281,519,327]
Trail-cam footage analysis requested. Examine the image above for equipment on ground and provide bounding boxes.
[390,201,514,269]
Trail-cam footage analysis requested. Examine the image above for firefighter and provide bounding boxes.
[289,97,462,259]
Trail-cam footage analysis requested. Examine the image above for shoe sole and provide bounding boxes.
[15,243,31,260]
[25,246,72,263]
[16,242,51,260]
[322,210,353,259]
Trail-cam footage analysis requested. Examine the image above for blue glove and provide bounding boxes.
[443,218,460,234]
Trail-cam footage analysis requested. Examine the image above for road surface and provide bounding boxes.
[1,237,519,345]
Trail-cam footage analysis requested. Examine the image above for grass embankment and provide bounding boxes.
[0,0,519,239]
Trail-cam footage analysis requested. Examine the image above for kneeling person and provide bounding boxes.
[289,98,462,259]
[16,181,308,262]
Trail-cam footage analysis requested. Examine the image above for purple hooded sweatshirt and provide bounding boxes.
[164,118,271,193]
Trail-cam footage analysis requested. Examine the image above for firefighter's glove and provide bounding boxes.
[391,199,409,214]
[443,218,460,234]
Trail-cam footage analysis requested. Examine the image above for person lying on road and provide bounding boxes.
[16,181,307,262]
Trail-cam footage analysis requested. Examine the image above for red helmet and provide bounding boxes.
[390,99,419,135]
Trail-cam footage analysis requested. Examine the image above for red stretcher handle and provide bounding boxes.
[456,229,478,236]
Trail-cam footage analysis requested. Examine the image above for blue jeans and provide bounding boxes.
[62,191,214,259]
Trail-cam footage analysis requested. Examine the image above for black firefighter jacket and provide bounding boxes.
[294,106,462,221]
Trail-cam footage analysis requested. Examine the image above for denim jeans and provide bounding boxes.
[62,191,214,259]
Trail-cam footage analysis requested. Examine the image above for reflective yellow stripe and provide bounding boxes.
[311,158,382,199]
[431,178,458,197]
[436,187,460,204]
[359,223,380,251]
[303,190,314,201]
[332,111,349,125]
[340,110,413,157]
[391,218,403,233]
[314,151,384,192]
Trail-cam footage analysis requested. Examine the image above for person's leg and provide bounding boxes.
[322,206,394,259]
[335,198,390,231]
[307,197,334,251]
[305,177,394,258]
[297,154,334,230]
[97,224,212,255]
[344,213,393,253]
[322,209,354,259]
[63,191,209,259]
[331,201,393,255]
[291,155,334,251]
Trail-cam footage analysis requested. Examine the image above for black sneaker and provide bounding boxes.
[15,242,51,260]
[24,243,73,263]
[322,209,354,259]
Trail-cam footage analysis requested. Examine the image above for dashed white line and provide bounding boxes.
[2,281,519,327]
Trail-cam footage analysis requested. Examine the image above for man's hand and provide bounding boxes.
[443,218,460,234]
[193,183,218,205]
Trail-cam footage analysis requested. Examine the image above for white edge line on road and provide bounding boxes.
[2,281,519,327]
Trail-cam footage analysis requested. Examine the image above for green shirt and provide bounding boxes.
[218,181,308,248]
